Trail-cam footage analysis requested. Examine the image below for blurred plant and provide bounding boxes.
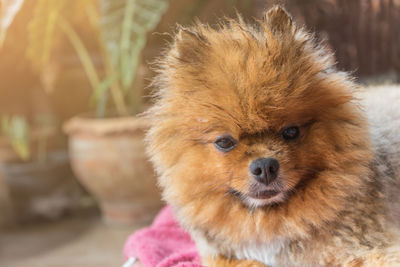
[26,0,97,71]
[98,0,169,115]
[25,0,169,117]
[1,115,30,161]
[1,114,56,162]
[0,0,24,47]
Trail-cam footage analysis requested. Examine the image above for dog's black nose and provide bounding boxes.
[250,157,280,185]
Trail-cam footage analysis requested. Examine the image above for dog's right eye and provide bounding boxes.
[280,125,300,141]
[214,135,237,152]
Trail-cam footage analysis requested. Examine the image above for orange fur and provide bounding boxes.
[145,5,400,267]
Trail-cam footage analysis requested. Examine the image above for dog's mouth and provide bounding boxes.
[228,188,284,207]
[227,171,314,208]
[247,189,280,199]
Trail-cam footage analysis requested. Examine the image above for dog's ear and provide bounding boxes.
[174,26,209,64]
[263,5,293,34]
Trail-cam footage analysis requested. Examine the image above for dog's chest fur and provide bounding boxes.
[232,239,287,266]
[192,230,288,266]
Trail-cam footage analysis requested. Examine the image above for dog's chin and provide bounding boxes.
[229,188,287,208]
[243,192,286,208]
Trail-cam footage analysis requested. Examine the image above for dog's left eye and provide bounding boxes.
[214,135,237,152]
[281,125,300,141]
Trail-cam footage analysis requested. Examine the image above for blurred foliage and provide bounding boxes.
[26,0,98,70]
[24,0,169,117]
[1,113,56,162]
[97,0,169,116]
[1,115,30,161]
[100,0,168,93]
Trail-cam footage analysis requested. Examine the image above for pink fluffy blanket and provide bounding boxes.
[124,206,203,267]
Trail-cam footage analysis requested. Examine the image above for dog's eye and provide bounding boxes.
[281,125,300,141]
[214,135,237,152]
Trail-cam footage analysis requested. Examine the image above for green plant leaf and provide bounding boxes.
[91,73,118,117]
[98,0,169,109]
[92,73,117,103]
[1,115,30,161]
[26,0,69,69]
[58,16,100,91]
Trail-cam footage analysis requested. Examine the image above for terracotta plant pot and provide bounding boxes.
[63,115,162,225]
[0,151,81,225]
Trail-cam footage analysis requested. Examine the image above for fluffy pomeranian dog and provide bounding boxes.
[145,5,400,267]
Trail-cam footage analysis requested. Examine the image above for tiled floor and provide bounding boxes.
[0,209,152,267]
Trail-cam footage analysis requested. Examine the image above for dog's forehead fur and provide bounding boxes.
[154,6,354,135]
